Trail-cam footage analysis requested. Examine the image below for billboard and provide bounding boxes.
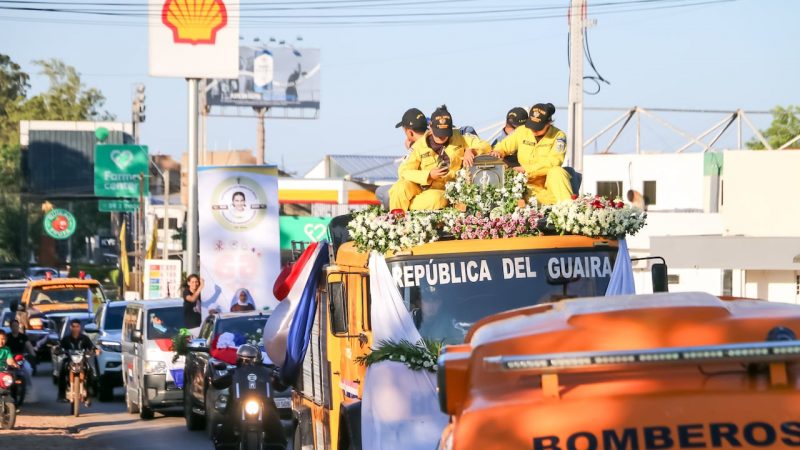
[148,0,240,78]
[205,46,320,110]
[197,165,281,316]
[144,259,183,299]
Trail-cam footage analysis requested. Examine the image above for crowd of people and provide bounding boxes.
[380,103,575,210]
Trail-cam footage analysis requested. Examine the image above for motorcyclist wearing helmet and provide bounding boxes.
[212,344,286,450]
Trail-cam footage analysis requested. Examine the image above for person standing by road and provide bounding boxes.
[490,103,573,205]
[388,105,492,211]
[183,274,204,329]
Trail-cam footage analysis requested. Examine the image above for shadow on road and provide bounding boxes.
[75,418,139,432]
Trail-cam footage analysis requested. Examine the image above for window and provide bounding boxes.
[328,281,348,335]
[668,274,680,285]
[796,275,799,295]
[596,181,623,199]
[723,270,733,297]
[643,181,657,206]
[156,218,179,229]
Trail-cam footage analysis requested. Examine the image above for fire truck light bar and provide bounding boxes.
[485,341,800,372]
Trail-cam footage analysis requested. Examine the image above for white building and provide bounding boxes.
[583,150,800,304]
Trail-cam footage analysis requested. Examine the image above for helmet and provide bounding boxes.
[236,344,262,366]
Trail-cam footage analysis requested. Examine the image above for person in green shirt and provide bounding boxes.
[0,329,19,371]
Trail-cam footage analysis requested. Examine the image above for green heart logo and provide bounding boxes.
[110,149,134,171]
[303,223,327,242]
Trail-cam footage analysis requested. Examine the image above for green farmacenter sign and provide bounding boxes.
[43,208,77,240]
[94,144,149,198]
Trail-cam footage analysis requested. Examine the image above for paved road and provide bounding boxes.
[0,362,210,450]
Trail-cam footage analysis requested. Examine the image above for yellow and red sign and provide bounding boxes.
[161,0,228,45]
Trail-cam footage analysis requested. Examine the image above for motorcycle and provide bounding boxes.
[210,345,287,450]
[0,355,24,429]
[65,349,92,417]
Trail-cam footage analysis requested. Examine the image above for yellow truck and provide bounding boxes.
[291,227,634,449]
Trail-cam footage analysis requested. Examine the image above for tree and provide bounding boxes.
[0,54,30,147]
[747,105,800,150]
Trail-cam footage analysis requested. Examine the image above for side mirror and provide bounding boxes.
[131,330,143,343]
[188,338,209,352]
[651,263,669,293]
[84,323,99,334]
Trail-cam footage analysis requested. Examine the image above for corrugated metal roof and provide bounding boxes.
[328,154,402,183]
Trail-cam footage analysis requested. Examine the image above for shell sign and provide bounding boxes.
[149,0,239,78]
[162,0,227,45]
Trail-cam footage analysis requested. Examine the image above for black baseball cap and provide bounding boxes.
[526,103,555,131]
[506,107,528,128]
[395,108,428,133]
[430,105,453,138]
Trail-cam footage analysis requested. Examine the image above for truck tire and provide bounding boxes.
[338,402,362,450]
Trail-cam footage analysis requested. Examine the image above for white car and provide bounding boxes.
[92,301,127,402]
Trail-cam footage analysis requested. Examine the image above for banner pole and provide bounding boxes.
[187,78,200,275]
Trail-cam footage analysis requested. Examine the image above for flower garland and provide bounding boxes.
[347,206,440,254]
[545,194,647,238]
[445,207,542,240]
[445,168,528,215]
[356,338,442,373]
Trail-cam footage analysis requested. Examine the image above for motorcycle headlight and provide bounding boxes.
[99,340,121,353]
[244,400,260,416]
[144,360,166,374]
[0,374,12,388]
[70,354,83,364]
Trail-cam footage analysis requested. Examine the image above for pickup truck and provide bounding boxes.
[437,292,800,450]
[183,310,293,437]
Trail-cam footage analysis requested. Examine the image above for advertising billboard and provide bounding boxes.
[205,46,320,110]
[148,0,240,78]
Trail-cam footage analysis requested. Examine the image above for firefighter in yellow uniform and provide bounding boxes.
[389,105,492,211]
[491,103,573,205]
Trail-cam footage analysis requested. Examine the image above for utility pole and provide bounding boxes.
[162,169,170,260]
[186,78,200,276]
[138,173,146,297]
[255,107,267,165]
[567,0,587,174]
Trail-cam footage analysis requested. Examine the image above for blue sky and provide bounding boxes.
[1,0,798,175]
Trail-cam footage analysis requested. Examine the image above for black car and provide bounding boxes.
[183,311,293,436]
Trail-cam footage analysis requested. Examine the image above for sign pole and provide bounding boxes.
[186,78,200,275]
[163,169,170,260]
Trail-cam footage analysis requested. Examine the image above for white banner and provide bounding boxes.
[148,0,240,78]
[144,259,183,299]
[198,166,280,316]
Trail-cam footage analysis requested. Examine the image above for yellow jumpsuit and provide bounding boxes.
[493,125,573,205]
[389,130,491,211]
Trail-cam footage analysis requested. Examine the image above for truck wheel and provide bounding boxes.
[184,388,204,431]
[138,389,154,420]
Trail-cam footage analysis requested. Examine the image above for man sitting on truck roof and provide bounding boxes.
[490,103,573,205]
[389,105,492,211]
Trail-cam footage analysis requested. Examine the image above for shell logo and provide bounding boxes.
[161,0,228,45]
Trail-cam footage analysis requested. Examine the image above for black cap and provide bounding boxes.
[430,105,453,138]
[395,108,428,133]
[506,107,528,128]
[526,103,556,131]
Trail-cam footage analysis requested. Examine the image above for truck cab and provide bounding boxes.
[294,234,620,449]
[436,292,800,450]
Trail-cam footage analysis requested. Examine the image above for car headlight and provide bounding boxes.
[29,317,43,330]
[99,340,121,352]
[244,400,260,416]
[70,354,83,364]
[144,360,166,374]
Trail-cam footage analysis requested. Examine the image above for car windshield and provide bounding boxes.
[215,315,268,348]
[146,306,184,340]
[30,285,106,306]
[104,305,125,330]
[388,248,617,345]
[0,287,25,311]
